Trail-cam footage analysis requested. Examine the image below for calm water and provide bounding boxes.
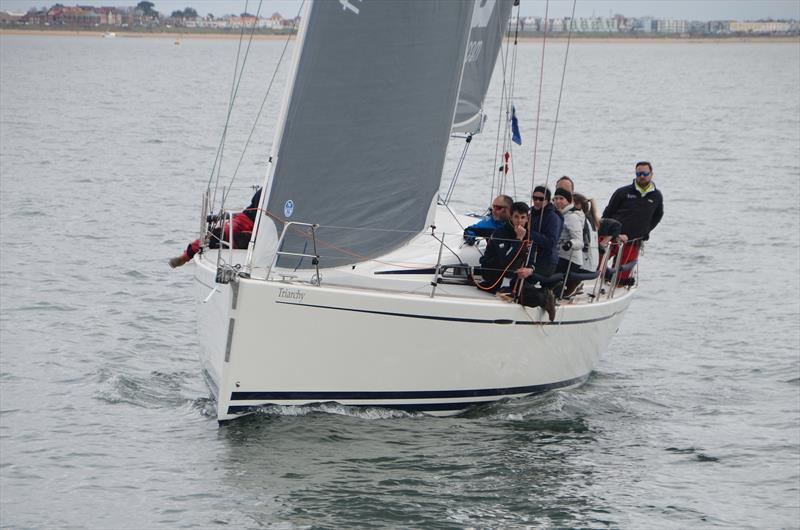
[1,34,798,529]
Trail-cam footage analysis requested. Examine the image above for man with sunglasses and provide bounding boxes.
[518,186,563,278]
[602,161,664,282]
[463,194,514,245]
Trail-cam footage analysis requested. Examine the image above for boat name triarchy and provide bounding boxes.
[278,288,306,302]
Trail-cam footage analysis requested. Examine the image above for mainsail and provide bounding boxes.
[253,0,475,270]
[452,0,514,134]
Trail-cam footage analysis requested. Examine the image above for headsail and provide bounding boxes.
[253,0,475,270]
[452,0,514,134]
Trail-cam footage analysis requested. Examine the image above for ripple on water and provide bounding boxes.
[94,370,198,409]
[250,402,421,421]
[666,446,721,463]
[15,301,76,312]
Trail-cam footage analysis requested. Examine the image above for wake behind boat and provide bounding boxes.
[182,0,640,422]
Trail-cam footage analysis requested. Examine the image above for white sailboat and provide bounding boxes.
[191,0,637,422]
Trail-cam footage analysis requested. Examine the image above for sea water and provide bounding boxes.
[1,34,798,529]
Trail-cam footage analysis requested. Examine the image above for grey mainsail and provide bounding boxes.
[257,0,475,269]
[452,0,514,134]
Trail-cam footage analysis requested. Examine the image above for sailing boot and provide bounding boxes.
[544,289,557,322]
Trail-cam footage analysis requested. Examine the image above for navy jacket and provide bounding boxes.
[528,203,563,268]
[479,221,521,284]
[603,181,664,241]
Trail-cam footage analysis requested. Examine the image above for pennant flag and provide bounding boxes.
[511,105,522,145]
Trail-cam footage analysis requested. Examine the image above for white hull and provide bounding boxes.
[194,248,634,421]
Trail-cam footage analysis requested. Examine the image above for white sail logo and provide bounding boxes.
[472,0,496,28]
[339,0,362,15]
[284,199,294,217]
[465,0,496,63]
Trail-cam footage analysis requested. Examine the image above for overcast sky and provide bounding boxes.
[1,0,798,21]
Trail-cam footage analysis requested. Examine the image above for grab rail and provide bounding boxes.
[266,221,321,286]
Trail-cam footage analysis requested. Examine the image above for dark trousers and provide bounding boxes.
[517,259,556,308]
[532,259,556,278]
[519,282,548,308]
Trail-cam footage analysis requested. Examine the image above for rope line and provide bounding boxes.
[474,237,528,292]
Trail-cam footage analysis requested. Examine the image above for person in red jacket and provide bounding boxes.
[169,188,261,268]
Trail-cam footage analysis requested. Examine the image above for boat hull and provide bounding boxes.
[194,257,634,421]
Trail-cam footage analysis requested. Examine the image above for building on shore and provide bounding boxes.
[1,3,796,37]
[729,21,793,33]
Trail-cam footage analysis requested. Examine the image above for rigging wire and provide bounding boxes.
[503,1,522,197]
[515,0,577,300]
[220,0,305,209]
[490,13,513,204]
[513,0,551,296]
[543,0,577,185]
[528,0,550,196]
[208,0,249,203]
[443,134,472,205]
[208,0,264,210]
[254,209,466,269]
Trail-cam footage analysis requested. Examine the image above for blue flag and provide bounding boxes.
[511,105,522,145]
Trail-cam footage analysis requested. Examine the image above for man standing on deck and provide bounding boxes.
[602,161,664,283]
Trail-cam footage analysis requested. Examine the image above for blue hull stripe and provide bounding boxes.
[276,300,619,326]
[229,374,587,403]
[227,401,485,415]
[225,375,586,416]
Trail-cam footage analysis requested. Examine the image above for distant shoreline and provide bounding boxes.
[0,28,292,40]
[1,28,798,43]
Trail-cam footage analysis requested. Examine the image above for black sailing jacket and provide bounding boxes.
[602,180,664,241]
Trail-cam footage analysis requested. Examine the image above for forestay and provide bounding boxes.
[253,0,475,270]
[451,0,514,134]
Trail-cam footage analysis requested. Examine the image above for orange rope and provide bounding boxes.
[474,238,528,292]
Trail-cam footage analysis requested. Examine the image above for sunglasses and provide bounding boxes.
[491,205,507,210]
[635,171,651,177]
[531,196,545,202]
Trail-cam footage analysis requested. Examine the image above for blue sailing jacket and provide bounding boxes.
[463,216,506,245]
[528,203,563,267]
